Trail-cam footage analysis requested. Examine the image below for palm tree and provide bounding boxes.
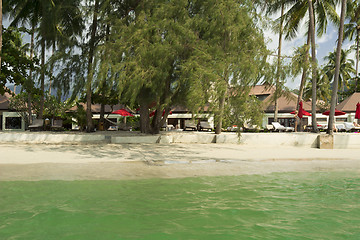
[282,0,338,115]
[323,49,355,97]
[266,0,338,131]
[344,1,360,90]
[8,0,83,120]
[265,0,297,122]
[328,0,347,135]
[0,0,3,71]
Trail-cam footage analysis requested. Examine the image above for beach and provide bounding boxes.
[1,143,360,181]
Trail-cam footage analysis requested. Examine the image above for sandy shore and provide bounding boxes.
[1,143,360,181]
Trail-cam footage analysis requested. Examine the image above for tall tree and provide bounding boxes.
[344,1,360,90]
[323,48,355,96]
[194,0,268,134]
[328,0,347,135]
[308,0,319,132]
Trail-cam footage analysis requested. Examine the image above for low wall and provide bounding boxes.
[334,134,360,149]
[0,131,359,148]
[0,132,106,144]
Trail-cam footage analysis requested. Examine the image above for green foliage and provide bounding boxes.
[72,103,87,131]
[225,87,264,131]
[0,28,36,94]
[323,48,356,92]
[9,91,74,125]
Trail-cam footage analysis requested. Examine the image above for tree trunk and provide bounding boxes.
[139,99,150,134]
[28,29,35,125]
[308,0,318,132]
[39,38,46,119]
[328,0,347,135]
[85,0,99,132]
[215,87,228,134]
[297,29,311,109]
[274,3,284,123]
[356,27,359,91]
[0,0,2,69]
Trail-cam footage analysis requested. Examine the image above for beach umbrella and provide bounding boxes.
[322,109,346,116]
[356,103,360,119]
[291,101,311,118]
[111,109,134,124]
[149,109,172,117]
[111,109,134,117]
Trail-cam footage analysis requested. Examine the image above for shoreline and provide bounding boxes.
[1,143,360,181]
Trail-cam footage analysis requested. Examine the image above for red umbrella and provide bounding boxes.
[111,109,134,117]
[356,102,360,119]
[290,101,311,118]
[322,109,346,116]
[149,109,172,117]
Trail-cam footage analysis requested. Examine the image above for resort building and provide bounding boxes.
[0,92,26,131]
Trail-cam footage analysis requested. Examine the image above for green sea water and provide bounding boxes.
[1,172,360,240]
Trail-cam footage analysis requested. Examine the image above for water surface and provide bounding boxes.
[1,172,360,239]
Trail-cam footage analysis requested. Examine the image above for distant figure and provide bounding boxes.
[294,110,300,132]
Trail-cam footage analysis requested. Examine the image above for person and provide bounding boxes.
[294,110,300,132]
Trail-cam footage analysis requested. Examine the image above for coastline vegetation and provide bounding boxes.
[0,0,358,135]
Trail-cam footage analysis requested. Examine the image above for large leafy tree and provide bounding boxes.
[192,0,268,134]
[108,0,200,134]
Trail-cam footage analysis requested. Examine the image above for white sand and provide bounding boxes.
[1,143,359,180]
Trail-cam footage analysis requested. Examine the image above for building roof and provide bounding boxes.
[0,92,12,110]
[336,92,360,112]
[250,85,313,113]
[68,103,129,113]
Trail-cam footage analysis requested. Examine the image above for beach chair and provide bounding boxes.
[343,122,360,132]
[335,123,346,132]
[266,124,274,132]
[243,123,262,132]
[51,119,64,131]
[199,121,212,131]
[28,119,44,131]
[272,122,294,132]
[184,120,197,131]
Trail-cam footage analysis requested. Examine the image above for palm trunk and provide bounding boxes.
[356,27,359,91]
[28,29,35,125]
[39,38,46,120]
[0,0,2,70]
[308,0,318,132]
[297,30,310,109]
[328,0,347,135]
[49,42,55,96]
[274,3,284,123]
[86,0,99,132]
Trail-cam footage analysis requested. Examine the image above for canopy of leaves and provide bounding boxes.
[0,28,35,94]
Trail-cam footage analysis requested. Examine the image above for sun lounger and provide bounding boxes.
[243,123,262,132]
[28,119,44,131]
[51,119,64,131]
[335,123,346,132]
[272,122,294,132]
[184,120,197,131]
[266,124,274,132]
[199,121,212,131]
[344,122,360,132]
